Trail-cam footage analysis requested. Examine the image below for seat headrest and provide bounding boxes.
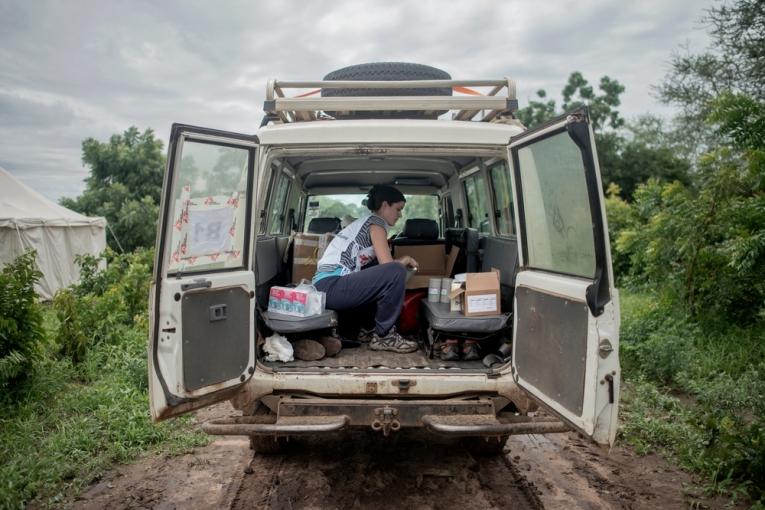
[402,219,439,240]
[307,217,341,234]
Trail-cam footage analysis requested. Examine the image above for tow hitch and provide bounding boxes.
[371,406,401,436]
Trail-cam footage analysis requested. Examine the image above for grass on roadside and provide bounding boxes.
[0,317,209,509]
[618,291,765,506]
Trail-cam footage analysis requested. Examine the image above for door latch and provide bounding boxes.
[396,379,416,392]
[209,304,227,322]
[598,339,614,359]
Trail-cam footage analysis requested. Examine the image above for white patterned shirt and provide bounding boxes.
[313,214,389,283]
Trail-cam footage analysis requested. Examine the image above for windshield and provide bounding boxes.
[306,194,439,236]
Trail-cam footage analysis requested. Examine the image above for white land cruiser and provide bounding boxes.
[148,63,620,453]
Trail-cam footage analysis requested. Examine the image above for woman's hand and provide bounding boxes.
[397,255,418,269]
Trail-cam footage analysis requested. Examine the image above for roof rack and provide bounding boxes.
[263,78,518,124]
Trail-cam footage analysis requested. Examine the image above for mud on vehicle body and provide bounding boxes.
[148,63,621,454]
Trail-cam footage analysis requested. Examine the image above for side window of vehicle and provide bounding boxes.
[489,161,515,236]
[463,172,491,233]
[442,193,454,230]
[268,170,291,235]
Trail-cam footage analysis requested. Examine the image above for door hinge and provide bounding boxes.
[604,373,615,404]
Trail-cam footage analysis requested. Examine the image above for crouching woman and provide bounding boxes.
[312,185,418,353]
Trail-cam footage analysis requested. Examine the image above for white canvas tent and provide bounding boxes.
[0,167,107,300]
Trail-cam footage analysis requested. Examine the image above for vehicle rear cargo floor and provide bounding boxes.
[263,343,486,370]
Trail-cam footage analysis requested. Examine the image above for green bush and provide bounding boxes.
[0,246,210,508]
[53,289,90,364]
[604,182,635,282]
[614,93,765,324]
[619,291,765,504]
[619,293,693,384]
[0,322,207,509]
[0,251,46,388]
[54,249,153,364]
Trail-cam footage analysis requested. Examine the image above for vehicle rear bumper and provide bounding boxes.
[202,414,350,435]
[203,396,565,437]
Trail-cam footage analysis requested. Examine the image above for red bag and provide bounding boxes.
[398,289,427,334]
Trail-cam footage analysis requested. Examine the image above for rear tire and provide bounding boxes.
[246,402,287,454]
[249,435,287,454]
[462,435,509,457]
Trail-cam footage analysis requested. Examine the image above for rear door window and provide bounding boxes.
[516,130,596,278]
[167,140,251,273]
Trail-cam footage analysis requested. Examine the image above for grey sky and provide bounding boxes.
[0,0,712,202]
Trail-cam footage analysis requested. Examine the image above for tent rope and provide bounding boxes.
[106,223,125,253]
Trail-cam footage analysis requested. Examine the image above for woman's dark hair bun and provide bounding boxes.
[366,185,406,211]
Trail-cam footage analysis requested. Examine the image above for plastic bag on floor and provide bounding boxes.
[263,333,294,362]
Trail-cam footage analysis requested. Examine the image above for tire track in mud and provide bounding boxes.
[72,404,737,509]
[228,430,544,510]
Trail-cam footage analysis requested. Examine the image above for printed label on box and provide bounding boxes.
[466,294,498,313]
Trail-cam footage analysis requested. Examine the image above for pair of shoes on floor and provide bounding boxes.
[369,327,418,353]
[462,341,480,361]
[292,336,342,361]
[440,340,480,361]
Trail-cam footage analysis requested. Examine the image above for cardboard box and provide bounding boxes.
[292,233,335,284]
[448,271,501,316]
[393,244,459,290]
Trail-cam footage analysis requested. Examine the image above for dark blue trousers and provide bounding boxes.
[315,262,407,335]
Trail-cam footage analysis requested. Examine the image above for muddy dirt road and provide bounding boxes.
[73,406,731,510]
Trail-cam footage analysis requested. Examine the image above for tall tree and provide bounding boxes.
[601,115,691,198]
[518,73,688,199]
[561,72,625,130]
[516,89,557,129]
[517,72,625,130]
[657,0,765,156]
[61,127,165,252]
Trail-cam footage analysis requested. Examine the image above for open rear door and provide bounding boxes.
[149,124,258,421]
[508,108,620,445]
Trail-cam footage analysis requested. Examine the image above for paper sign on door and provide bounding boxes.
[186,206,235,257]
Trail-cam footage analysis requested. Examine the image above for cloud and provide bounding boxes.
[0,0,713,201]
[0,91,76,127]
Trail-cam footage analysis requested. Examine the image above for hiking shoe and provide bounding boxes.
[358,327,375,343]
[370,328,418,353]
[440,342,460,361]
[462,342,481,361]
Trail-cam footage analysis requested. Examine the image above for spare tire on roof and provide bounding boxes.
[321,62,452,119]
